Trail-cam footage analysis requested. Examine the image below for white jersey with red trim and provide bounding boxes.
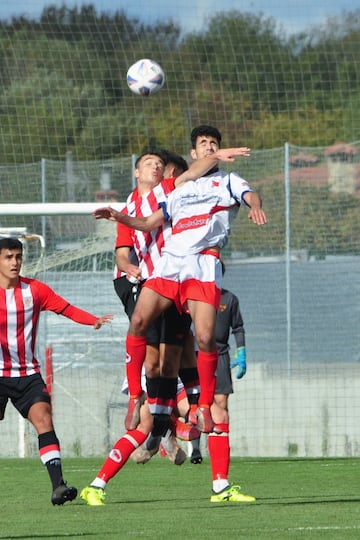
[116,178,176,280]
[0,277,70,377]
[161,170,252,256]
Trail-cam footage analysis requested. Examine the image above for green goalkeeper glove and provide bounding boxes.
[230,346,247,379]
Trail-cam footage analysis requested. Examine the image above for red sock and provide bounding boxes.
[125,334,147,397]
[176,385,187,404]
[208,427,230,481]
[96,429,147,483]
[197,350,218,406]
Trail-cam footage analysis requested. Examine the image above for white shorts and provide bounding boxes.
[144,252,222,312]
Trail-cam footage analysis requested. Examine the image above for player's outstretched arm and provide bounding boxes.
[175,147,251,188]
[93,314,113,330]
[215,147,251,161]
[61,304,113,328]
[93,207,164,232]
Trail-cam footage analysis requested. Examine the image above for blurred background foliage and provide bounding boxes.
[0,5,359,161]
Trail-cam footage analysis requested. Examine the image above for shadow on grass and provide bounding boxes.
[266,496,360,505]
[213,495,360,506]
[0,535,99,539]
[83,493,360,506]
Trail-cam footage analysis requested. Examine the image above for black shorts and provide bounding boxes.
[148,304,192,347]
[113,276,140,320]
[215,353,234,395]
[114,276,191,347]
[0,373,51,420]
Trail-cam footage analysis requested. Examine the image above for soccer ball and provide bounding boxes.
[126,59,165,96]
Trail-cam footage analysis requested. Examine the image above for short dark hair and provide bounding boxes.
[134,151,165,168]
[160,150,189,173]
[0,237,23,253]
[190,125,222,148]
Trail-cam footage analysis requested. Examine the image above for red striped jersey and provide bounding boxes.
[114,177,176,280]
[0,277,85,377]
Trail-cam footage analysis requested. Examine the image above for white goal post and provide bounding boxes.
[0,202,124,216]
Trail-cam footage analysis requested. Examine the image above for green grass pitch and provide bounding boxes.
[1,456,360,539]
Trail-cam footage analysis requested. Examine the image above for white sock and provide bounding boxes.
[91,478,107,489]
[213,479,229,493]
[161,429,175,453]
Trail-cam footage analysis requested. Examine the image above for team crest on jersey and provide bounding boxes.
[218,303,227,312]
[24,297,33,307]
[212,181,220,187]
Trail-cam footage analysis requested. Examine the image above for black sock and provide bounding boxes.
[151,414,171,437]
[146,433,162,451]
[38,431,63,489]
[178,368,200,405]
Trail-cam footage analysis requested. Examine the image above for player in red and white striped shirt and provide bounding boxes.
[112,151,198,443]
[80,152,200,506]
[0,237,112,505]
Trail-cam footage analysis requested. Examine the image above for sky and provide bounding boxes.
[0,0,359,35]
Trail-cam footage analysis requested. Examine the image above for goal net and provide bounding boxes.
[0,140,359,458]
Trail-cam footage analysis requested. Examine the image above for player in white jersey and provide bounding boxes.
[95,136,261,503]
[0,237,112,505]
[93,144,262,431]
[113,150,253,438]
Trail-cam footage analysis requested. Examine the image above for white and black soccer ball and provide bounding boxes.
[126,59,165,96]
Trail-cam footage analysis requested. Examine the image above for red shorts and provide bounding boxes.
[144,252,222,312]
